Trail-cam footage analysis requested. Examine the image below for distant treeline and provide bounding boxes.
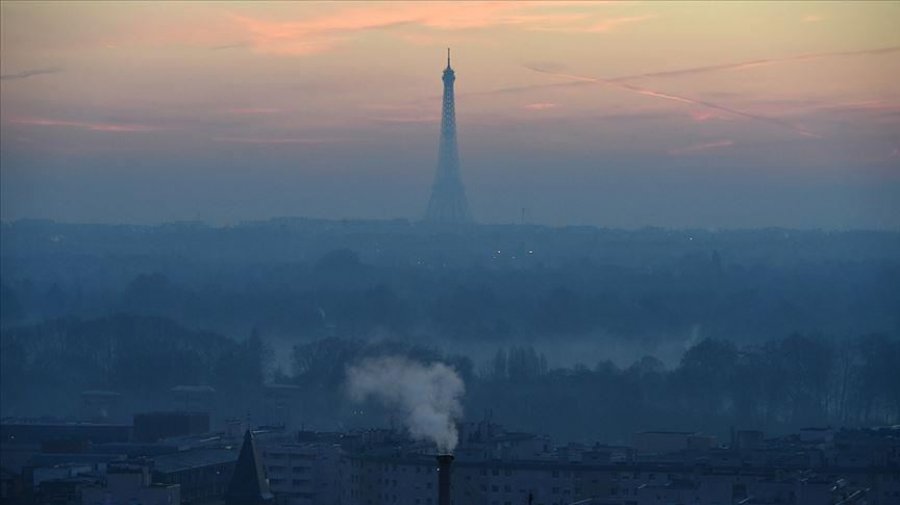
[2,314,897,443]
[2,242,899,344]
[3,221,899,441]
[0,315,265,418]
[290,332,900,443]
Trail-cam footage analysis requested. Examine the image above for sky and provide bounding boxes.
[1,1,899,229]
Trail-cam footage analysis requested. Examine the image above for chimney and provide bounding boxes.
[436,454,453,505]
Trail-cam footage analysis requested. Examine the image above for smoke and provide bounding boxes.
[346,356,465,453]
[606,46,900,82]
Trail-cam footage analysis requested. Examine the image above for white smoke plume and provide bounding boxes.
[346,356,465,453]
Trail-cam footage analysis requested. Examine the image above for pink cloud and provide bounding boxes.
[586,15,654,32]
[526,13,654,33]
[668,140,735,156]
[801,14,824,23]
[9,117,162,132]
[524,103,557,110]
[370,115,440,124]
[225,3,646,55]
[824,100,900,112]
[223,107,281,115]
[689,110,731,122]
[211,136,326,145]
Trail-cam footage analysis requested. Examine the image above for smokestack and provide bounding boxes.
[436,454,453,505]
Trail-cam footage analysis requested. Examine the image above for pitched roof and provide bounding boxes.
[225,430,273,505]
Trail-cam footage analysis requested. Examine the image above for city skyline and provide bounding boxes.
[1,1,899,229]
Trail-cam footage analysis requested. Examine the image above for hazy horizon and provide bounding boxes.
[2,1,899,229]
[2,214,899,233]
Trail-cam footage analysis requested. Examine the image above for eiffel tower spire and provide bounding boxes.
[425,48,472,223]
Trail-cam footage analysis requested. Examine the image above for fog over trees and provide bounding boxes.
[2,219,898,443]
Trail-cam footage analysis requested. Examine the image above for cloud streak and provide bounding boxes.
[525,14,654,33]
[668,139,735,156]
[222,107,281,115]
[0,66,63,81]
[605,46,900,82]
[524,103,558,110]
[370,115,440,124]
[211,136,327,145]
[9,117,161,132]
[226,3,647,55]
[586,15,654,32]
[473,46,900,99]
[525,65,821,138]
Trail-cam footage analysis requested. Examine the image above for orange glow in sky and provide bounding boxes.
[2,1,899,227]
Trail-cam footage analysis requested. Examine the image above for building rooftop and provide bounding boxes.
[225,430,273,505]
[152,448,237,474]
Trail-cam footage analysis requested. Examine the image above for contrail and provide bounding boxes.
[466,46,900,98]
[606,46,900,82]
[525,65,821,138]
[0,66,63,81]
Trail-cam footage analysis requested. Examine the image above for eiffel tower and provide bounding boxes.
[425,49,472,223]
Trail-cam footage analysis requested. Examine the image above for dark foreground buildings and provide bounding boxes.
[2,412,899,505]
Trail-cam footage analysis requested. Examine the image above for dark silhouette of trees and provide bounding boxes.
[0,315,267,418]
[0,283,24,324]
[2,313,897,441]
[2,222,899,438]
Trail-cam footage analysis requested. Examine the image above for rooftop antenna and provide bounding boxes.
[447,47,451,68]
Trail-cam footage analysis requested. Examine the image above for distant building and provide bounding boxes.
[800,426,835,444]
[0,466,26,504]
[171,385,216,413]
[635,478,731,505]
[82,462,180,505]
[79,391,123,423]
[133,412,210,443]
[152,447,237,504]
[33,473,101,505]
[731,429,765,451]
[631,431,716,455]
[261,384,303,428]
[1,420,132,445]
[258,433,342,505]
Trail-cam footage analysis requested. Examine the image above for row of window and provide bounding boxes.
[268,478,313,487]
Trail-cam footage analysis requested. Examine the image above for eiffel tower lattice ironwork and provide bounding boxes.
[425,49,472,223]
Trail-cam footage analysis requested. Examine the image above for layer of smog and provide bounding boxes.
[2,3,899,505]
[3,221,898,445]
